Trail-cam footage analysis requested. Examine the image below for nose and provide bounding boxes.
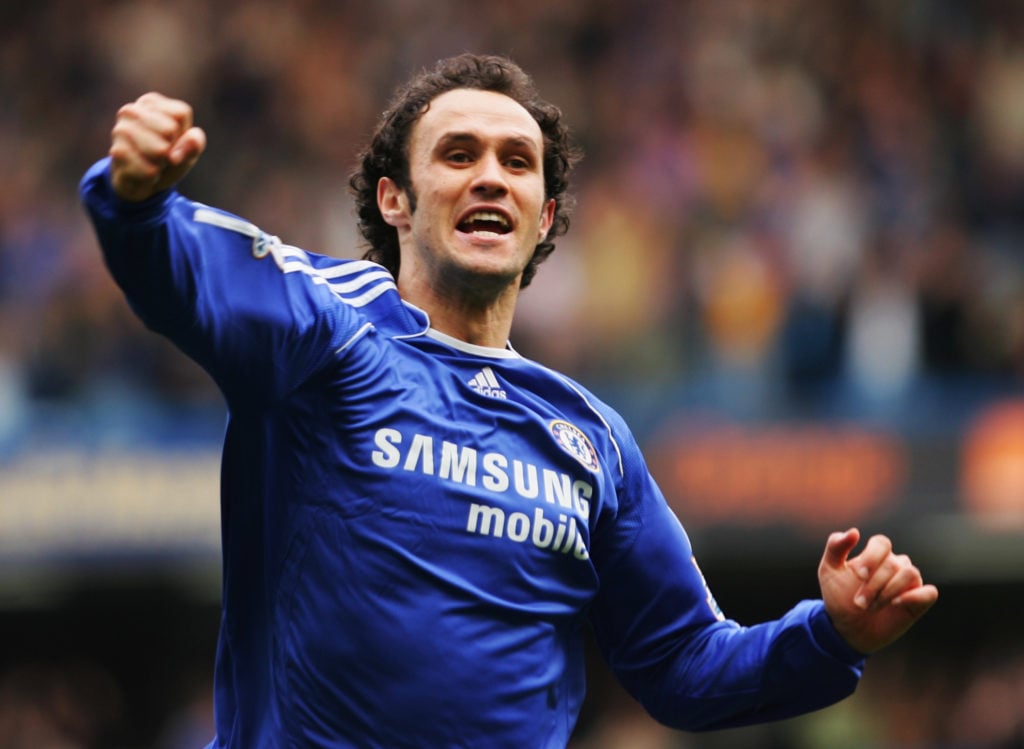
[470,153,509,196]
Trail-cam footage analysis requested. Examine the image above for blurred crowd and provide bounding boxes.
[1,642,1022,748]
[2,0,1023,451]
[2,0,1024,746]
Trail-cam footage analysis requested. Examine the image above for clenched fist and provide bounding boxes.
[109,92,207,202]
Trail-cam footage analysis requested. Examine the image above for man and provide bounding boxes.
[81,54,937,748]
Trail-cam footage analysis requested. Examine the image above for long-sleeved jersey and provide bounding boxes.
[81,158,864,748]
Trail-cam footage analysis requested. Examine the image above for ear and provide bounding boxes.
[537,198,556,243]
[378,177,411,228]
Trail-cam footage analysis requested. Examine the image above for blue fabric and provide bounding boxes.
[82,158,864,748]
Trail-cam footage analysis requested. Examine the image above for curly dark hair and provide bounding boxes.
[349,53,581,289]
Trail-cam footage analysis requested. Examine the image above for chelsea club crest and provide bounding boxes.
[550,420,600,473]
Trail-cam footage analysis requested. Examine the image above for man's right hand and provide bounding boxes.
[109,92,207,202]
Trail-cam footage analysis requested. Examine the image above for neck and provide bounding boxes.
[399,275,519,349]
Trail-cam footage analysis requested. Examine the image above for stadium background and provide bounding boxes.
[2,0,1023,745]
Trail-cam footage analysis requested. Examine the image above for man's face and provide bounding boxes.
[380,88,555,298]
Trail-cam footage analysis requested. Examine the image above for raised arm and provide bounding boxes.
[81,93,353,408]
[109,92,207,202]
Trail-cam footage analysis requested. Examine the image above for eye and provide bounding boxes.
[446,150,474,164]
[505,155,532,170]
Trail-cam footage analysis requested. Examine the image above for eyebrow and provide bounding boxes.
[435,131,541,153]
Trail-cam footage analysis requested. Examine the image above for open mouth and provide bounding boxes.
[457,210,512,237]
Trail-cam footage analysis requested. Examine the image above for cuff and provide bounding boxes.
[79,157,176,222]
[808,601,868,666]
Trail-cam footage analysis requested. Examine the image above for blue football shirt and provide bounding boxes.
[81,158,864,748]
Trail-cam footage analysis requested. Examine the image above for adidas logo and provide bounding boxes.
[468,367,507,399]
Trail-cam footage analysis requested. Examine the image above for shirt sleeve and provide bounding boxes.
[587,421,865,731]
[79,158,358,407]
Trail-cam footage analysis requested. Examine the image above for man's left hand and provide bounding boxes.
[818,528,938,654]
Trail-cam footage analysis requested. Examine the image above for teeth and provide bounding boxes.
[465,211,509,229]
